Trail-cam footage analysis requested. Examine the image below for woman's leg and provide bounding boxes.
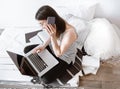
[41,46,70,84]
[41,59,69,84]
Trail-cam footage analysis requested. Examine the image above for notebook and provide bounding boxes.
[7,47,59,77]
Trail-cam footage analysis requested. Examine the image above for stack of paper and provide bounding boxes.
[82,55,100,75]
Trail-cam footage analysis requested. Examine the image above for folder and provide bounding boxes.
[25,30,42,43]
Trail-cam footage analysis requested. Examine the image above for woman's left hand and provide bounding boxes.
[45,24,56,38]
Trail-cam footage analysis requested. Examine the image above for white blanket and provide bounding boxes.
[84,18,120,60]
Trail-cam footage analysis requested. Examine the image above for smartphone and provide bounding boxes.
[47,17,55,25]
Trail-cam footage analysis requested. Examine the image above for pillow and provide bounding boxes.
[67,14,87,32]
[42,0,98,20]
[67,1,98,21]
[67,14,90,49]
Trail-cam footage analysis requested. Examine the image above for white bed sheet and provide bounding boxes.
[0,27,41,57]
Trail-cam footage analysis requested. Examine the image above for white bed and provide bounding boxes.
[0,0,120,87]
[1,0,120,60]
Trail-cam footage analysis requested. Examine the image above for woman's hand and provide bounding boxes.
[45,24,56,38]
[32,45,44,53]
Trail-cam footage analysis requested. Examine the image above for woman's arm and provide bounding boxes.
[45,24,77,57]
[51,28,77,57]
[33,37,51,53]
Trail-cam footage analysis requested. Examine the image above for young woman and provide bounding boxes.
[25,5,78,84]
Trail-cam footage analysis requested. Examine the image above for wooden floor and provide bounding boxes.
[79,57,120,89]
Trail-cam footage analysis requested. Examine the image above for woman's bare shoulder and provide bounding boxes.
[65,25,78,40]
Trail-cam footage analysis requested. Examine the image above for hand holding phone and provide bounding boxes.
[46,17,56,37]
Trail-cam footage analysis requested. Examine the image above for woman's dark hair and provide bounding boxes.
[35,5,66,38]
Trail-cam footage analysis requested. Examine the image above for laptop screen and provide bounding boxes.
[7,51,22,69]
[7,51,38,76]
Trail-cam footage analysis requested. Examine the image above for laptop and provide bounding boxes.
[6,47,59,77]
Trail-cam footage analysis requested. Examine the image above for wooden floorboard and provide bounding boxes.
[79,60,120,89]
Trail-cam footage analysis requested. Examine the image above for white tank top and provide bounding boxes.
[49,32,77,64]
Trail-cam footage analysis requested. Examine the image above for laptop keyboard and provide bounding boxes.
[28,53,48,72]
